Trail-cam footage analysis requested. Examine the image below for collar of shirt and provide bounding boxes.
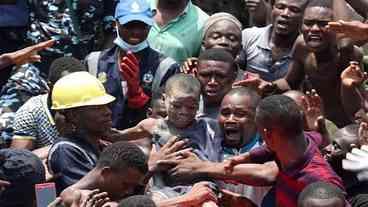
[41,94,55,126]
[256,24,292,59]
[151,0,192,28]
[223,133,262,156]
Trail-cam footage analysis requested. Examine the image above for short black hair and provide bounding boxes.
[165,73,201,97]
[226,87,261,109]
[0,149,45,207]
[298,182,345,207]
[97,142,148,174]
[118,195,157,207]
[198,48,237,73]
[48,57,86,85]
[256,95,304,137]
[307,0,332,9]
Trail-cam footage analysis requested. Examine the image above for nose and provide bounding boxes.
[322,144,333,155]
[310,23,321,32]
[225,114,237,124]
[208,75,217,85]
[218,36,230,47]
[280,8,291,18]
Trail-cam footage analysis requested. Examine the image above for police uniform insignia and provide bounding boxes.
[97,72,107,83]
[143,72,154,84]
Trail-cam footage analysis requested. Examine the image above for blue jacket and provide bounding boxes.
[93,46,179,129]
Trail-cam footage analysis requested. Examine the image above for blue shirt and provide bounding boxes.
[92,46,179,129]
[238,25,292,81]
[0,0,29,27]
[48,135,100,194]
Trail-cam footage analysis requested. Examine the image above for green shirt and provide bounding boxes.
[148,0,209,64]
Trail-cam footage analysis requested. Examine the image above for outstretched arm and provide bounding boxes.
[105,118,157,142]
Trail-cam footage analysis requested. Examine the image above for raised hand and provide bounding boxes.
[341,62,367,88]
[181,57,198,76]
[301,89,324,132]
[328,20,368,43]
[233,72,272,95]
[181,182,218,207]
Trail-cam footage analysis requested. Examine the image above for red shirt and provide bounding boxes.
[250,132,345,207]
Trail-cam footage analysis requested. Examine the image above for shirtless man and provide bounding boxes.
[236,0,363,127]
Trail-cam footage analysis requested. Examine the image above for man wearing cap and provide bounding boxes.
[147,0,209,64]
[47,71,116,193]
[86,0,179,130]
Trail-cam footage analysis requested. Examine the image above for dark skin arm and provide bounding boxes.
[160,152,278,186]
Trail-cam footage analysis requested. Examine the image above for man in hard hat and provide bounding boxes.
[47,71,115,193]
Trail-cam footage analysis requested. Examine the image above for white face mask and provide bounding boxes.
[114,25,149,53]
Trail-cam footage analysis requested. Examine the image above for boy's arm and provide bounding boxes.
[105,118,157,142]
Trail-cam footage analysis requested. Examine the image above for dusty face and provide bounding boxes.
[301,197,345,207]
[302,7,335,52]
[219,94,257,148]
[117,20,150,45]
[271,0,305,36]
[197,60,235,105]
[203,20,242,57]
[151,99,167,119]
[165,91,199,129]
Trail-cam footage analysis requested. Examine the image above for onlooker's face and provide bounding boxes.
[73,104,112,136]
[150,99,167,119]
[104,167,145,200]
[302,7,335,52]
[322,133,359,163]
[271,0,305,36]
[219,94,257,148]
[117,21,150,45]
[203,20,242,57]
[165,91,199,129]
[301,197,345,207]
[197,60,235,105]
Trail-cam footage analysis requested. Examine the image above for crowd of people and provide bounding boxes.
[1,0,368,206]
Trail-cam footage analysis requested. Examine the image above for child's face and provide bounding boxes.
[165,91,199,129]
[301,197,345,207]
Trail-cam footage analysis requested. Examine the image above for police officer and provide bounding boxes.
[86,0,179,129]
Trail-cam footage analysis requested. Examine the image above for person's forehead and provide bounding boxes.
[221,94,255,109]
[168,91,199,102]
[274,0,306,7]
[304,7,333,20]
[198,60,233,73]
[207,20,241,33]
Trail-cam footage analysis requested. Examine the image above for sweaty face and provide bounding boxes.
[197,60,235,105]
[322,133,359,163]
[105,167,145,200]
[165,91,199,129]
[219,94,257,148]
[117,21,150,45]
[203,20,242,57]
[302,7,335,52]
[271,0,305,36]
[302,197,345,207]
[75,104,112,136]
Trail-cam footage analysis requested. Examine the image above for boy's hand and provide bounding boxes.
[119,51,149,108]
[301,89,324,132]
[82,190,110,207]
[220,189,257,207]
[341,62,366,88]
[328,20,368,42]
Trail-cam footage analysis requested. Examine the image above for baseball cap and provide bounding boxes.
[114,0,154,26]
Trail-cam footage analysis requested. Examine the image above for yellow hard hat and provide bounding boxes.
[51,71,116,110]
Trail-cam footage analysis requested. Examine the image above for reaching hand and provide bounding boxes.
[343,145,368,182]
[328,20,368,43]
[181,57,198,76]
[82,190,110,207]
[233,72,271,95]
[220,189,257,207]
[148,136,191,172]
[341,62,366,88]
[181,182,218,207]
[1,39,54,67]
[301,89,324,132]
